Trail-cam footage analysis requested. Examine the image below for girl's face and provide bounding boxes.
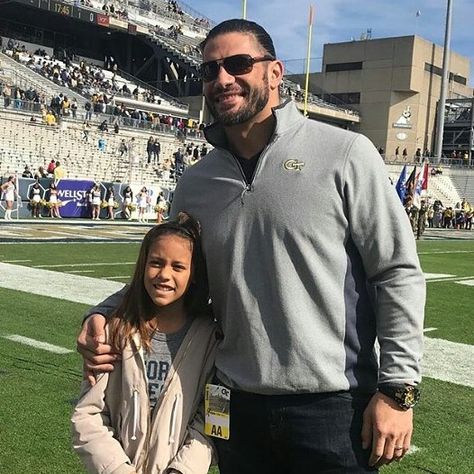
[144,235,193,310]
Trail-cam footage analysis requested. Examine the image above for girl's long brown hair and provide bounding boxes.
[108,212,209,351]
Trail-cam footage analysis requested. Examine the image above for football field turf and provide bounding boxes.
[0,236,473,473]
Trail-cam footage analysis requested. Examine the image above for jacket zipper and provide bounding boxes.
[131,389,139,441]
[224,134,279,205]
[168,393,182,445]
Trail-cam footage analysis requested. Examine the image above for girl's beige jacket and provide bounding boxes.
[72,316,218,474]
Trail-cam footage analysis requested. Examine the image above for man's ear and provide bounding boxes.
[269,60,284,90]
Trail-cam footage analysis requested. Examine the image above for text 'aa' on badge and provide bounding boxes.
[204,383,230,440]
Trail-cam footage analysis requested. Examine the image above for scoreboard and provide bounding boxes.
[16,0,105,26]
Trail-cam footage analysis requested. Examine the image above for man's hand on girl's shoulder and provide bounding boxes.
[77,313,120,385]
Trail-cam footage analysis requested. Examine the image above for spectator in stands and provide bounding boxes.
[146,136,155,165]
[29,182,42,218]
[193,144,200,161]
[47,182,61,218]
[2,83,12,108]
[136,186,149,222]
[71,98,78,119]
[153,138,161,165]
[34,166,48,180]
[128,137,136,162]
[46,159,56,176]
[121,185,133,220]
[84,101,93,121]
[402,148,408,161]
[200,143,208,158]
[83,121,91,141]
[50,93,63,116]
[1,176,18,220]
[105,186,116,220]
[395,146,400,160]
[114,122,120,134]
[44,110,57,126]
[90,184,102,220]
[98,137,107,153]
[54,161,65,180]
[98,120,108,132]
[174,147,184,177]
[62,96,71,117]
[22,165,33,178]
[118,139,128,157]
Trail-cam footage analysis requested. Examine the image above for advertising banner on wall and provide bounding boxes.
[57,179,95,218]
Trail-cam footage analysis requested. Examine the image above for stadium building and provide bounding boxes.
[289,35,473,162]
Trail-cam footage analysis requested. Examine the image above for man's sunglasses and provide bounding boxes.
[200,54,275,82]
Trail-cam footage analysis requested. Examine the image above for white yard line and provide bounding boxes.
[0,262,124,305]
[34,262,135,268]
[2,335,73,354]
[422,337,474,388]
[456,280,474,286]
[423,327,438,333]
[418,250,474,255]
[424,273,455,280]
[107,276,131,280]
[2,259,32,263]
[68,270,95,274]
[427,276,474,283]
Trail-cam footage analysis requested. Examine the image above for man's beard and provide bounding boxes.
[206,75,269,126]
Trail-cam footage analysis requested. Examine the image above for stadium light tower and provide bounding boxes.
[434,0,454,162]
[242,0,247,19]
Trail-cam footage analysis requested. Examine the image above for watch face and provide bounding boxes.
[396,386,420,408]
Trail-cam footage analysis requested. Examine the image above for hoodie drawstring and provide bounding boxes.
[131,389,139,441]
[169,393,181,445]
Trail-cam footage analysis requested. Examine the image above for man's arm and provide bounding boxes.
[77,286,127,385]
[344,135,425,467]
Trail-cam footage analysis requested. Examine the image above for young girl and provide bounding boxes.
[72,213,218,474]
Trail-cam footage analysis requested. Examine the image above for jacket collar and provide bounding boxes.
[203,99,305,150]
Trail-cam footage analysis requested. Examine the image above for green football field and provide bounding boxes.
[0,238,473,473]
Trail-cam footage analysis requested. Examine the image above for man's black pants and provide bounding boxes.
[214,388,377,474]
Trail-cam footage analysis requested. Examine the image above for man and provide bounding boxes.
[22,165,33,178]
[77,19,425,473]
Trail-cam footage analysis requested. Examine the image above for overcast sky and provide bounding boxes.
[183,0,473,86]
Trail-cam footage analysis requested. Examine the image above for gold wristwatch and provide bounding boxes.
[378,384,420,410]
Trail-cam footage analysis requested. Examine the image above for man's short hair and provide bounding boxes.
[200,19,276,58]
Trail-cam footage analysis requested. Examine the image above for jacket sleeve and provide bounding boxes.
[166,403,215,474]
[83,286,128,320]
[71,375,136,474]
[343,134,425,386]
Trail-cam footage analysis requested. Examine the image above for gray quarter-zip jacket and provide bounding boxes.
[89,100,425,396]
[170,100,425,395]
